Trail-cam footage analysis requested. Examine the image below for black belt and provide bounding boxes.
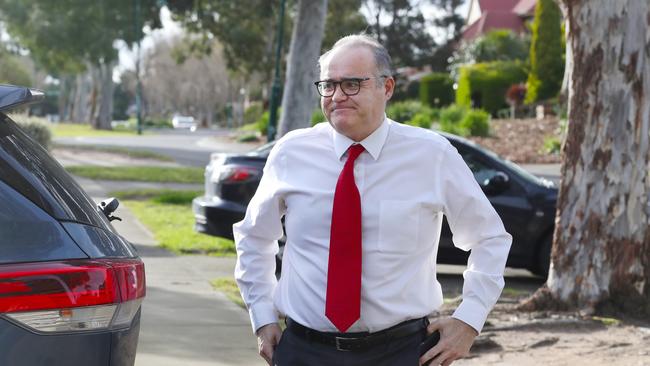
[285,317,428,352]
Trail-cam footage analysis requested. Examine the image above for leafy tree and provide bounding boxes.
[167,0,367,82]
[450,29,530,76]
[428,0,464,71]
[525,0,564,103]
[0,47,31,86]
[322,0,368,50]
[0,0,162,128]
[166,0,280,81]
[364,0,436,68]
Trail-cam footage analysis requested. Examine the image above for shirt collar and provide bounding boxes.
[332,116,390,161]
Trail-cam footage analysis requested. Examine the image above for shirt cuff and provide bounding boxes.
[451,297,490,334]
[249,301,279,334]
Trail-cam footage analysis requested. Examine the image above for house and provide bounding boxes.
[462,0,537,41]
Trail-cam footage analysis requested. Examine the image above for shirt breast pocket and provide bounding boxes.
[378,200,438,254]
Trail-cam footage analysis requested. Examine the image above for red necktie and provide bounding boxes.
[326,144,365,332]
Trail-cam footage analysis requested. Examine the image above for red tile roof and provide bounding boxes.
[478,0,521,12]
[462,11,527,41]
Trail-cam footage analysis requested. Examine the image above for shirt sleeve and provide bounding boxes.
[233,142,287,334]
[439,143,512,334]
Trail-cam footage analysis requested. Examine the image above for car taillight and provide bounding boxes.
[218,166,259,183]
[0,259,145,333]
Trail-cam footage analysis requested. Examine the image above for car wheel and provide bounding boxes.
[532,233,552,278]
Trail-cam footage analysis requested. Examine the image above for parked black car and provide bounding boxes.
[0,85,146,366]
[193,131,558,277]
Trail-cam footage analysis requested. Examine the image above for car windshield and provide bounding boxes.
[247,142,275,158]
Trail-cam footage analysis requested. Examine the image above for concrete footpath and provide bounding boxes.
[75,178,264,366]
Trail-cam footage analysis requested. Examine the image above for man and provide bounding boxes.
[234,34,512,366]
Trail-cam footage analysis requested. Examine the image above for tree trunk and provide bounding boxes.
[71,73,92,123]
[527,0,650,317]
[93,61,115,130]
[277,0,328,137]
[58,75,74,122]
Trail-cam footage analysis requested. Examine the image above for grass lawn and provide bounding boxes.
[113,189,235,256]
[67,166,204,183]
[51,123,140,138]
[211,277,246,309]
[53,143,174,161]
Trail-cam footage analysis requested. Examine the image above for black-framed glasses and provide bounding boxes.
[314,76,386,97]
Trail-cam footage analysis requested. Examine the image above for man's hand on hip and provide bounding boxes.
[419,317,478,366]
[256,323,282,365]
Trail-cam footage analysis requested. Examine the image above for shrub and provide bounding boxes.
[13,115,52,149]
[439,104,468,125]
[456,61,528,115]
[237,133,260,143]
[387,100,431,123]
[311,108,326,126]
[543,136,561,154]
[406,113,433,129]
[244,103,264,125]
[526,0,564,103]
[419,73,454,108]
[256,111,269,136]
[144,118,172,129]
[439,105,470,137]
[460,109,490,137]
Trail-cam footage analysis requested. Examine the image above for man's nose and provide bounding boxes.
[331,85,348,102]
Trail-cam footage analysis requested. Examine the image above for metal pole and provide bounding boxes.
[135,0,143,135]
[267,0,286,141]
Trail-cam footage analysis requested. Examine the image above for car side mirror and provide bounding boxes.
[482,171,510,195]
[98,197,122,222]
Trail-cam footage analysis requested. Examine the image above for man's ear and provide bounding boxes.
[384,77,395,100]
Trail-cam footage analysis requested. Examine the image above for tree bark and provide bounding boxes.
[277,0,328,137]
[93,60,116,130]
[528,0,650,316]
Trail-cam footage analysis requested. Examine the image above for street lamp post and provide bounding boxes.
[134,0,143,135]
[267,0,286,141]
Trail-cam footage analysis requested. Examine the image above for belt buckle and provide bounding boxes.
[335,336,357,351]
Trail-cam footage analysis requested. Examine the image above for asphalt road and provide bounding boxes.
[55,128,258,167]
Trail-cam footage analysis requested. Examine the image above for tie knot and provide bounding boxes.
[347,144,365,162]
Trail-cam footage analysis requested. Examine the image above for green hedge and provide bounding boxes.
[244,103,264,125]
[456,61,528,115]
[526,0,564,103]
[386,100,437,129]
[460,109,490,137]
[438,105,490,137]
[419,73,454,108]
[311,108,326,126]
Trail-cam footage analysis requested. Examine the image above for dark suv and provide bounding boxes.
[0,85,145,366]
[194,131,558,277]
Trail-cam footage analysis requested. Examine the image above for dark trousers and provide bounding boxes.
[272,322,429,366]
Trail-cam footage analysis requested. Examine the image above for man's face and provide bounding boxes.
[319,46,394,142]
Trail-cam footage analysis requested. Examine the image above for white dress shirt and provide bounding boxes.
[234,117,512,334]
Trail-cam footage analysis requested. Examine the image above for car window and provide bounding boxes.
[0,115,114,231]
[457,150,500,186]
[0,180,88,264]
